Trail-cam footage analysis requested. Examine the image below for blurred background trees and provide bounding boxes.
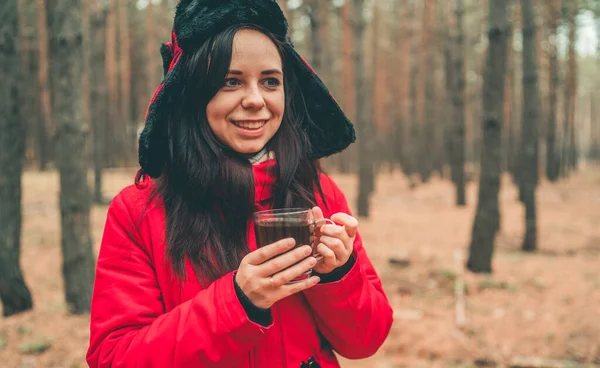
[2,0,600,314]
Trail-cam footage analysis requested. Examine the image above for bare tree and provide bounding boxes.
[507,4,521,181]
[146,0,158,96]
[0,0,34,317]
[447,0,467,206]
[82,0,92,170]
[337,0,355,173]
[304,0,327,77]
[503,14,514,173]
[119,0,133,161]
[36,0,53,170]
[418,0,438,183]
[106,0,118,167]
[562,0,578,176]
[519,0,541,252]
[91,2,108,204]
[371,0,385,166]
[392,0,412,172]
[407,1,421,187]
[353,0,373,217]
[47,0,96,313]
[18,0,38,167]
[546,0,561,181]
[467,0,510,273]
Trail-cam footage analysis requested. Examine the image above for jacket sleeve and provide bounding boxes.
[86,192,270,368]
[303,176,393,359]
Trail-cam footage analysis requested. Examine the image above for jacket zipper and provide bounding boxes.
[249,348,254,368]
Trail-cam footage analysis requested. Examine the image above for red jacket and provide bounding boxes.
[86,160,393,367]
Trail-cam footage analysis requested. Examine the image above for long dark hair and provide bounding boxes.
[155,24,326,283]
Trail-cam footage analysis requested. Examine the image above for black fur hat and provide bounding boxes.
[138,0,356,179]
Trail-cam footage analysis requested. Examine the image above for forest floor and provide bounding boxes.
[1,166,600,368]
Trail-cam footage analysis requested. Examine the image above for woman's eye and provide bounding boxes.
[263,78,281,88]
[223,78,241,87]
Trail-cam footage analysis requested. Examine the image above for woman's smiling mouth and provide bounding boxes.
[232,120,268,130]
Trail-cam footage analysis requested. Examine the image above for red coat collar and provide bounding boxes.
[252,158,276,204]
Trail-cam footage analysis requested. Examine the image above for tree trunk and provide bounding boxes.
[161,0,171,40]
[319,0,330,82]
[82,0,91,167]
[338,0,354,174]
[36,0,53,170]
[503,20,514,173]
[406,0,420,187]
[592,91,599,162]
[414,0,426,183]
[17,0,35,167]
[466,0,509,273]
[507,3,521,181]
[371,0,385,172]
[562,0,578,177]
[546,0,561,181]
[536,5,548,179]
[394,0,411,172]
[566,1,578,174]
[306,0,323,75]
[418,0,437,183]
[48,0,96,314]
[519,0,540,252]
[91,5,108,204]
[0,0,34,317]
[119,0,134,163]
[354,0,373,217]
[448,0,466,206]
[106,0,118,168]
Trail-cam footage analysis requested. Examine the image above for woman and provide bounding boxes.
[86,0,393,367]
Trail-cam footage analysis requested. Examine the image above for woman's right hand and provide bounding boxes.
[235,238,320,309]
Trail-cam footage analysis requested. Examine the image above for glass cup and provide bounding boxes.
[253,208,334,283]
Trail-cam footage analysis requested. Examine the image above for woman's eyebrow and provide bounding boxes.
[261,69,283,75]
[226,69,283,75]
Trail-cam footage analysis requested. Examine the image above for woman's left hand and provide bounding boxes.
[311,206,358,275]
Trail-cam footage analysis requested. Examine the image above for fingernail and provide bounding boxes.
[303,245,312,255]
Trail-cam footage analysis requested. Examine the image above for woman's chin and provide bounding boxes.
[231,144,267,155]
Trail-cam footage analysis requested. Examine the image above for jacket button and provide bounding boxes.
[307,357,320,368]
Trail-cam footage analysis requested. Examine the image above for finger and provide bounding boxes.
[245,238,296,265]
[316,242,336,264]
[320,235,346,255]
[312,206,325,222]
[283,275,321,295]
[330,213,359,238]
[258,244,313,276]
[269,256,318,286]
[311,206,326,238]
[319,224,346,239]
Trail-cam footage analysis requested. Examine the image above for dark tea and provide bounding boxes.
[254,219,313,249]
[253,208,317,282]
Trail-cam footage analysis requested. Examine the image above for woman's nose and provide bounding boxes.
[241,86,266,110]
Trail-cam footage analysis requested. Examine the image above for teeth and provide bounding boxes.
[234,120,266,130]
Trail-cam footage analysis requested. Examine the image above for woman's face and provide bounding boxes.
[206,29,285,155]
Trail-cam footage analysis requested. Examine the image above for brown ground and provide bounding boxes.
[1,167,599,368]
